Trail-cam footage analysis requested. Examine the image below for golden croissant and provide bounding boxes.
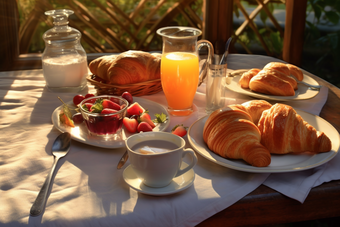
[233,100,273,125]
[203,103,272,167]
[249,69,297,96]
[89,50,161,85]
[258,103,332,154]
[239,68,261,89]
[239,62,304,96]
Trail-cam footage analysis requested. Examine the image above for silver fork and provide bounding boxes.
[292,76,322,91]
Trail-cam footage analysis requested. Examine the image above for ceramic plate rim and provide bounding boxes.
[51,97,170,149]
[123,162,195,196]
[225,69,320,101]
[188,110,339,173]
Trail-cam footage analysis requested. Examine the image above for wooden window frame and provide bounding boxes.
[0,0,307,71]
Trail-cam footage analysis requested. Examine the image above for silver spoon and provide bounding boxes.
[30,132,71,216]
[117,150,129,169]
[117,130,128,169]
[219,37,232,65]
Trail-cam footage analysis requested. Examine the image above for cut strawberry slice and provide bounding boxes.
[101,108,118,114]
[137,122,153,132]
[102,99,121,110]
[140,112,155,128]
[127,102,145,117]
[123,117,138,133]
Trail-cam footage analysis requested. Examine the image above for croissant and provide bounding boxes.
[258,103,332,154]
[264,62,304,81]
[233,100,272,125]
[263,62,291,76]
[239,62,304,96]
[239,68,261,89]
[287,64,303,81]
[203,105,271,167]
[249,69,296,96]
[89,50,161,85]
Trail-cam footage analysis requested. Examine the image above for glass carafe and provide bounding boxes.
[42,9,88,92]
[157,26,214,116]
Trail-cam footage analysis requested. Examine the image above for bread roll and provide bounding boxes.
[89,50,161,85]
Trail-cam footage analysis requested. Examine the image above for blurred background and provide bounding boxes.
[2,0,340,87]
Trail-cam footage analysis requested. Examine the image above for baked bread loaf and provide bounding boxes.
[239,62,304,96]
[203,103,272,167]
[89,50,161,85]
[258,103,332,154]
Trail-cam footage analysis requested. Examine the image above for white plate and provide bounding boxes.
[51,97,170,149]
[188,110,339,173]
[225,71,320,101]
[123,162,195,196]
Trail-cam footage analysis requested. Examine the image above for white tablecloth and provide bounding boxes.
[1,54,339,226]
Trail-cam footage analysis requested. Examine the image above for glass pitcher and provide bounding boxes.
[42,9,88,92]
[157,26,214,116]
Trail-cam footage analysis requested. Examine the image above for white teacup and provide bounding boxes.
[125,132,197,188]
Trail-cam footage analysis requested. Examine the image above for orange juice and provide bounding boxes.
[161,52,199,115]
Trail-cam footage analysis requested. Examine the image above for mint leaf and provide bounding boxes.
[153,113,167,123]
[91,102,103,113]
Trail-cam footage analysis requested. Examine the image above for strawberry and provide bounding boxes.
[171,124,187,137]
[139,112,155,128]
[102,99,121,110]
[101,108,118,114]
[82,103,94,112]
[123,117,138,133]
[127,102,145,117]
[73,94,85,106]
[137,122,153,132]
[85,93,94,98]
[121,91,133,105]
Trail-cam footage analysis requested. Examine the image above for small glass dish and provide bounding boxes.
[79,95,128,139]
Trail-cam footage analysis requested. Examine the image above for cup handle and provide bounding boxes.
[175,148,198,177]
[197,39,214,86]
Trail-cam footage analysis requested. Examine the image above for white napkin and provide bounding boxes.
[263,152,340,203]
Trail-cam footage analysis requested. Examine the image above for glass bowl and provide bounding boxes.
[79,95,128,139]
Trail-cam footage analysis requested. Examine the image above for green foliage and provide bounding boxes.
[304,0,340,87]
[234,0,340,87]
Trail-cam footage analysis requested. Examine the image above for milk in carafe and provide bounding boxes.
[42,9,88,92]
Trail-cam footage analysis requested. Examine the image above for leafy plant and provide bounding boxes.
[303,0,340,87]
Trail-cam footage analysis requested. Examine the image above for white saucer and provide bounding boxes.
[123,162,195,196]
